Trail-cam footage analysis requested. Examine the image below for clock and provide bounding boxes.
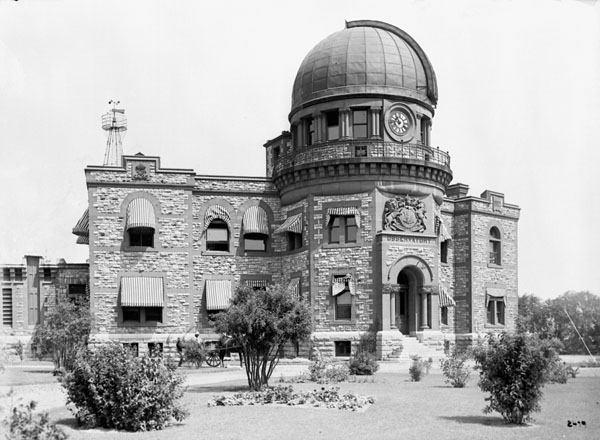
[384,105,414,141]
[389,110,410,135]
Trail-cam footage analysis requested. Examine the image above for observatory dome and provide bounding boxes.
[290,20,438,116]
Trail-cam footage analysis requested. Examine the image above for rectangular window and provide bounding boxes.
[287,232,302,251]
[14,269,23,282]
[304,117,314,146]
[68,284,87,302]
[355,145,367,157]
[326,110,339,141]
[420,118,430,145]
[335,292,352,320]
[441,306,448,325]
[123,307,141,322]
[353,109,368,138]
[145,307,163,322]
[123,307,162,323]
[2,288,13,327]
[244,234,267,252]
[441,241,448,264]
[273,146,280,162]
[328,215,358,245]
[123,343,139,357]
[206,220,229,251]
[43,268,52,282]
[129,227,154,247]
[486,298,505,325]
[3,269,10,281]
[335,341,351,357]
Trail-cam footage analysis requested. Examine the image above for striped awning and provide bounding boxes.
[72,208,89,237]
[126,198,156,230]
[245,279,269,288]
[76,235,89,245]
[287,277,300,298]
[205,280,232,311]
[325,207,360,227]
[274,213,303,235]
[242,206,269,235]
[203,205,232,232]
[438,285,456,308]
[120,277,164,307]
[332,274,356,296]
[486,287,506,305]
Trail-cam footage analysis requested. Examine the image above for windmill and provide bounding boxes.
[102,100,127,166]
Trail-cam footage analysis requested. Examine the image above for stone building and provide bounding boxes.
[74,20,519,358]
[0,256,89,353]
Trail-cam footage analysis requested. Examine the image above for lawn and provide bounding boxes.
[3,364,599,440]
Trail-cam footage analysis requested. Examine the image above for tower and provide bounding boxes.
[102,100,127,167]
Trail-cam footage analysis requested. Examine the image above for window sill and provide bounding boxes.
[124,246,157,253]
[484,324,505,329]
[243,251,271,257]
[332,319,355,324]
[323,242,360,249]
[487,263,503,269]
[120,321,164,327]
[203,250,234,257]
[441,262,450,267]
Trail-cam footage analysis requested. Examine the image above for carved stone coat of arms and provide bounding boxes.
[383,196,427,233]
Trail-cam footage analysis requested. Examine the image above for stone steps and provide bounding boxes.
[383,336,445,367]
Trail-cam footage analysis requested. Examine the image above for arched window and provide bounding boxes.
[126,198,156,248]
[242,206,269,253]
[206,219,229,251]
[489,227,501,265]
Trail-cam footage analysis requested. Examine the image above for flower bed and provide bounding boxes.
[208,385,374,411]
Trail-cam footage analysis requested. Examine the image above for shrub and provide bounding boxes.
[409,355,432,381]
[61,344,188,431]
[3,400,67,440]
[31,295,92,372]
[357,332,377,354]
[15,341,24,362]
[472,332,557,424]
[440,347,471,387]
[308,348,349,383]
[348,350,379,376]
[181,339,206,367]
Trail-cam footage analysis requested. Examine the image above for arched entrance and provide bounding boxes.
[386,256,434,335]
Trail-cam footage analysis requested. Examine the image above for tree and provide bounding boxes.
[547,291,600,355]
[214,284,312,391]
[517,293,556,339]
[31,295,92,372]
[473,332,557,424]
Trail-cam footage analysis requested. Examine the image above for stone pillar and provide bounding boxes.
[369,107,382,138]
[314,112,323,143]
[381,284,392,330]
[390,292,397,329]
[420,292,429,329]
[340,108,351,139]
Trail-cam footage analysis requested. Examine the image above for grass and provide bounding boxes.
[3,364,599,440]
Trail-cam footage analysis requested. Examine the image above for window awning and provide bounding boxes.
[486,287,506,305]
[332,274,356,296]
[274,213,303,235]
[243,206,269,235]
[287,277,300,298]
[437,216,452,242]
[325,207,360,227]
[76,235,89,245]
[245,279,269,288]
[203,205,232,232]
[126,198,156,230]
[72,208,89,237]
[120,277,164,307]
[205,280,232,311]
[438,284,456,308]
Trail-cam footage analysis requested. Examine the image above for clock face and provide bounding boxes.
[389,110,410,135]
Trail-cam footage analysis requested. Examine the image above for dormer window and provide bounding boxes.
[352,109,368,139]
[326,110,339,141]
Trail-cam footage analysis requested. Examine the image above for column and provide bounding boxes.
[390,292,397,329]
[369,107,382,138]
[340,108,351,139]
[420,292,429,329]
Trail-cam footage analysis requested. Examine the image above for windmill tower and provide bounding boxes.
[102,100,127,166]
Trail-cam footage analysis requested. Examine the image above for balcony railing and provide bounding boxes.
[272,140,451,175]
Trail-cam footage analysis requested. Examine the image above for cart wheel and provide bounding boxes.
[206,351,221,367]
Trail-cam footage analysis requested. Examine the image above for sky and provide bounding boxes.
[0,0,598,300]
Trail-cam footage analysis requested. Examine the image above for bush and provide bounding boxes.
[409,355,432,381]
[348,350,379,375]
[308,348,349,383]
[357,332,377,354]
[61,344,188,431]
[473,332,557,424]
[181,339,206,367]
[31,295,92,372]
[440,347,471,387]
[3,400,67,440]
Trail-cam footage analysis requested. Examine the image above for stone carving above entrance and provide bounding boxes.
[383,196,427,232]
[132,162,149,180]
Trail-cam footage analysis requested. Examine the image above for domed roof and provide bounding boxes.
[291,20,438,116]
